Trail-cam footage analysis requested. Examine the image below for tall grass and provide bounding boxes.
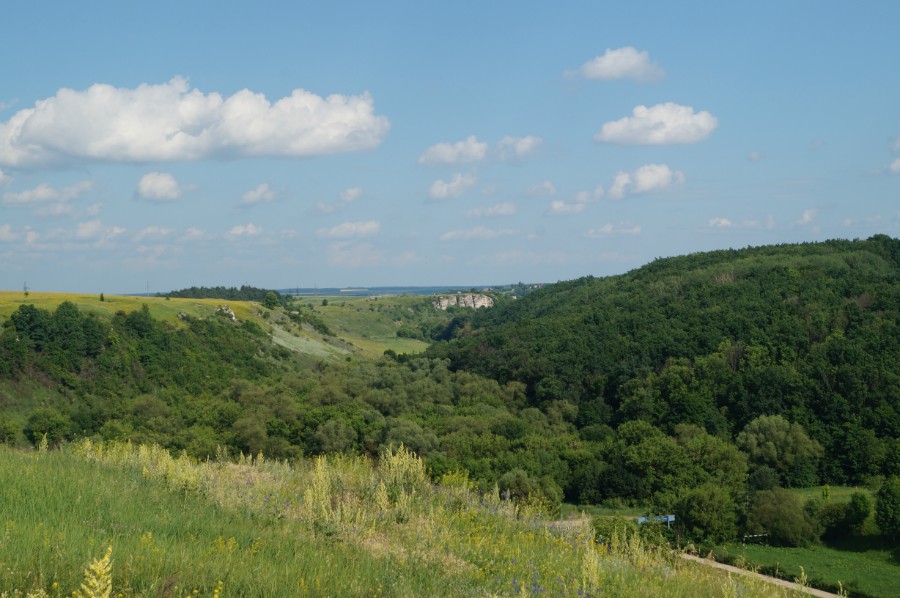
[1,442,810,596]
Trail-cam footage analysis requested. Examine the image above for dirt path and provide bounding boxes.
[679,553,840,597]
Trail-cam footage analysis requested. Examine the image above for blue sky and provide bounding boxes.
[1,1,898,293]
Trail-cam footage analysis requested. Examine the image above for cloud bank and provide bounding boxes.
[0,77,390,168]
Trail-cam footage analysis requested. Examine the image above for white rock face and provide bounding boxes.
[432,294,494,310]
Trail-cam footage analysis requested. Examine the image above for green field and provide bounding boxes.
[0,290,438,359]
[297,295,439,356]
[0,442,812,597]
[716,541,899,598]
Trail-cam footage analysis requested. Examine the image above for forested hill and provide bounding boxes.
[164,285,283,305]
[427,235,900,484]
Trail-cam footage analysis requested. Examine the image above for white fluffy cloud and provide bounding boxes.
[496,136,542,160]
[428,173,476,199]
[797,208,818,225]
[75,219,125,241]
[137,172,181,201]
[547,200,587,215]
[528,180,556,196]
[708,217,733,228]
[229,223,262,236]
[608,164,684,199]
[418,136,487,165]
[440,226,515,241]
[0,77,390,168]
[240,183,275,205]
[0,169,11,186]
[340,187,363,203]
[585,223,641,237]
[317,220,380,238]
[466,202,516,218]
[133,226,174,242]
[595,103,718,145]
[890,158,900,173]
[3,180,92,204]
[578,47,664,82]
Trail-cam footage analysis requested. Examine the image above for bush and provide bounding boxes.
[875,476,900,538]
[676,482,739,544]
[746,488,821,546]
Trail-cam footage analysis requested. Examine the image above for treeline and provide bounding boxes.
[164,285,284,306]
[426,235,900,487]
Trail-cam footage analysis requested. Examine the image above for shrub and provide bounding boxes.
[875,476,900,538]
[746,488,821,546]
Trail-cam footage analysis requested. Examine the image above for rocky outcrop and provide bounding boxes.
[433,294,494,310]
[216,305,236,321]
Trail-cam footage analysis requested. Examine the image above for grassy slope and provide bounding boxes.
[0,291,434,360]
[300,295,434,356]
[0,443,808,597]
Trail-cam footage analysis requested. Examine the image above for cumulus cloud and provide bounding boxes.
[528,180,556,196]
[708,217,733,228]
[466,202,516,218]
[574,185,605,203]
[608,164,684,199]
[133,226,174,242]
[418,135,487,165]
[440,226,515,241]
[316,186,364,213]
[890,158,900,173]
[75,219,125,241]
[0,77,390,168]
[496,136,542,160]
[585,223,641,237]
[0,224,18,241]
[3,180,92,204]
[340,187,363,203]
[137,172,181,201]
[317,220,380,238]
[547,200,586,215]
[797,208,818,225]
[240,182,275,205]
[428,173,476,199]
[595,103,718,145]
[35,203,75,217]
[229,223,262,236]
[577,47,664,82]
[0,169,11,186]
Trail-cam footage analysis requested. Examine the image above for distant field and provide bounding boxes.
[0,291,436,359]
[298,295,438,356]
[0,291,261,325]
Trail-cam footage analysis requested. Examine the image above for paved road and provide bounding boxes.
[679,553,840,597]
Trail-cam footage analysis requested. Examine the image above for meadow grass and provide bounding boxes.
[301,296,432,356]
[717,541,899,598]
[0,292,261,327]
[0,442,812,597]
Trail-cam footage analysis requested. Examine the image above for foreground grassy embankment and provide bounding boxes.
[0,442,807,597]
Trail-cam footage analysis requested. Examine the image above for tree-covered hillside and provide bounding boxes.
[428,236,900,485]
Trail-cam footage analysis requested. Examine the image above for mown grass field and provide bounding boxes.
[0,442,811,597]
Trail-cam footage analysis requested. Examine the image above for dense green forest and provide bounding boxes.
[1,236,898,549]
[163,284,284,307]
